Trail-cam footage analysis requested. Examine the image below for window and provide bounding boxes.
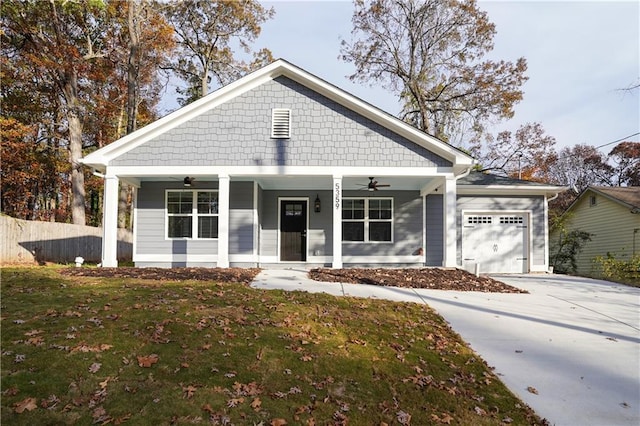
[342,198,393,242]
[590,195,597,207]
[167,190,218,239]
[499,216,524,224]
[271,108,291,138]
[467,216,492,224]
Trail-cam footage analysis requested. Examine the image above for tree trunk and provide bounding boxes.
[63,73,86,226]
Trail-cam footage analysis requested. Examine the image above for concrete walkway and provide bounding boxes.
[251,269,640,426]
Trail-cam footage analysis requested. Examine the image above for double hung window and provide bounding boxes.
[342,198,393,242]
[166,190,218,239]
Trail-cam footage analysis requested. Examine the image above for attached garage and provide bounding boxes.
[456,172,566,274]
[462,212,529,274]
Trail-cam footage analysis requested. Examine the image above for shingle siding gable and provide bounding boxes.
[111,77,451,168]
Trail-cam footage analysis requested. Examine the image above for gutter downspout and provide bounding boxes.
[454,165,473,181]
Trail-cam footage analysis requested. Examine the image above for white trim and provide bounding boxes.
[134,254,217,263]
[101,175,119,267]
[277,197,309,262]
[107,165,453,178]
[132,187,138,260]
[543,195,550,272]
[422,195,427,264]
[217,174,230,268]
[461,210,532,273]
[458,185,565,197]
[230,254,259,263]
[443,177,457,268]
[253,181,259,257]
[342,256,423,264]
[259,255,279,264]
[332,176,343,268]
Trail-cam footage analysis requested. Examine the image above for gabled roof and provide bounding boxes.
[457,171,566,197]
[81,59,474,172]
[572,186,640,212]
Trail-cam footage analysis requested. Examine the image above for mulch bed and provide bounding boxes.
[309,268,528,293]
[60,267,262,285]
[61,266,526,293]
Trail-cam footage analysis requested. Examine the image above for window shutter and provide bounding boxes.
[271,108,291,138]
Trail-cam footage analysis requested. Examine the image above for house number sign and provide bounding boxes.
[334,182,341,210]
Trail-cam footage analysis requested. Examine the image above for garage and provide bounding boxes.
[462,213,529,274]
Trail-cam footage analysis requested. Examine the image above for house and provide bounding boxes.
[81,59,563,273]
[551,186,640,276]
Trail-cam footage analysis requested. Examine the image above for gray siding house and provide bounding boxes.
[82,59,563,273]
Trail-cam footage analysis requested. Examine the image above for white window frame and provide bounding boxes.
[165,189,219,240]
[342,197,394,243]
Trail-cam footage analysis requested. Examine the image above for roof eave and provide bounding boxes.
[458,184,568,197]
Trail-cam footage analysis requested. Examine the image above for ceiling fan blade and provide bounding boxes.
[376,184,391,188]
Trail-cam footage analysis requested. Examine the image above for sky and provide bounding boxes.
[245,0,640,152]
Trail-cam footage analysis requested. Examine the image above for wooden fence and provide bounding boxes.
[1,216,132,264]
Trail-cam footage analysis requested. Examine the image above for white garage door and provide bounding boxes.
[462,214,529,274]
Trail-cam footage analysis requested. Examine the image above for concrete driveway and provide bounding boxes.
[251,271,640,425]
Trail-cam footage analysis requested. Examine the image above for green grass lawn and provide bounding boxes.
[1,267,547,425]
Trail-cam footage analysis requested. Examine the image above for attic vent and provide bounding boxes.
[271,108,291,139]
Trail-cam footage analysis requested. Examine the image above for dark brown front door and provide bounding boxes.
[280,200,307,261]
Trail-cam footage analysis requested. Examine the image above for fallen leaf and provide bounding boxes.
[527,386,539,395]
[251,397,262,411]
[89,363,102,374]
[183,385,197,399]
[227,397,244,407]
[14,397,38,413]
[137,354,159,368]
[474,406,487,416]
[271,419,287,426]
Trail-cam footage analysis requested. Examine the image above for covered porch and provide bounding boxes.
[99,166,463,269]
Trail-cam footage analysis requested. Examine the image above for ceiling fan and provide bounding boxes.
[363,177,390,191]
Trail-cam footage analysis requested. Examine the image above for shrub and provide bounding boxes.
[593,253,640,286]
[549,218,592,274]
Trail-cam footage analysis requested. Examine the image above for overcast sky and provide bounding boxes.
[248,0,639,152]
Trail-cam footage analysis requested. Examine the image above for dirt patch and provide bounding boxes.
[60,266,526,293]
[309,268,527,293]
[60,267,261,284]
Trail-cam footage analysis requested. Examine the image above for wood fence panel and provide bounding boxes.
[1,216,132,264]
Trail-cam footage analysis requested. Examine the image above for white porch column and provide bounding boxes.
[101,175,119,267]
[443,176,457,268]
[217,174,230,268]
[332,175,343,269]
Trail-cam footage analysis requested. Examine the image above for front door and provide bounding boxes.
[280,200,307,261]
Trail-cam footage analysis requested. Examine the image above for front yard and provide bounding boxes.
[1,267,547,425]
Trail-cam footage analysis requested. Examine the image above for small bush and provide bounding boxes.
[549,229,592,274]
[593,253,640,286]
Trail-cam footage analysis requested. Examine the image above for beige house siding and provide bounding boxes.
[558,191,640,276]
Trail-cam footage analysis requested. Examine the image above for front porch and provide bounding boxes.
[99,169,461,269]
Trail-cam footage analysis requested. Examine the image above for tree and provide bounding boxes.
[1,0,112,225]
[608,141,640,186]
[340,0,527,142]
[163,0,274,106]
[548,144,613,191]
[472,123,557,181]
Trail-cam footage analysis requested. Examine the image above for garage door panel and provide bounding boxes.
[462,214,528,274]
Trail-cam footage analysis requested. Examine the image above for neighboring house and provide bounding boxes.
[81,59,563,273]
[551,186,640,276]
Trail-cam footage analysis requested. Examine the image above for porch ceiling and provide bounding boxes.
[131,175,442,192]
[255,175,438,191]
